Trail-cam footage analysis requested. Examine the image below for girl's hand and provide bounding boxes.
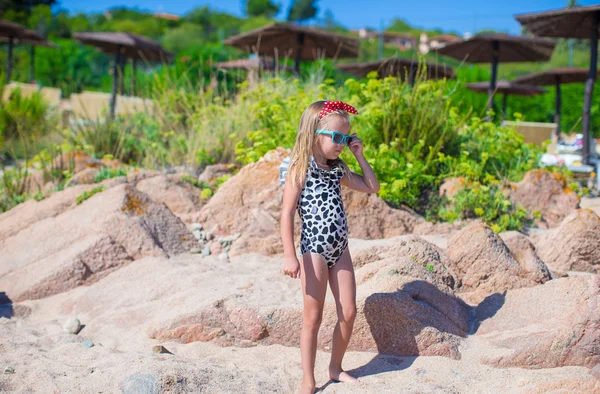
[282,255,301,279]
[349,133,363,157]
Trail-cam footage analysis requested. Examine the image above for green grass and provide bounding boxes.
[76,186,106,205]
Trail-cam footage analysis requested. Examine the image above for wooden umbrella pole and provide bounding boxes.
[488,40,500,113]
[409,64,417,87]
[582,11,598,165]
[109,47,121,120]
[554,76,561,140]
[118,51,126,95]
[294,32,305,75]
[29,46,35,83]
[6,37,14,83]
[131,57,136,97]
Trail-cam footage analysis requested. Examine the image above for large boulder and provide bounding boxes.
[350,235,454,289]
[534,209,600,273]
[11,235,133,302]
[196,148,288,237]
[507,169,580,228]
[0,184,199,301]
[197,163,235,186]
[0,176,127,242]
[228,234,283,257]
[499,231,552,282]
[0,184,97,241]
[475,274,600,369]
[443,221,551,305]
[66,167,100,186]
[341,188,421,239]
[136,174,204,218]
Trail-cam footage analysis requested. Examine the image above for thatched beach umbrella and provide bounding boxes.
[515,5,600,164]
[223,23,359,74]
[337,57,454,85]
[466,80,545,121]
[434,34,555,111]
[0,20,25,83]
[513,68,600,139]
[1,29,55,83]
[73,32,173,119]
[0,19,54,83]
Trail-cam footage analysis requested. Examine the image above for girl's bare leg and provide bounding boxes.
[327,248,360,383]
[298,252,329,394]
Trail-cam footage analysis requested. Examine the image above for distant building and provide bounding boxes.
[429,34,461,49]
[355,29,416,51]
[154,12,180,21]
[418,33,462,54]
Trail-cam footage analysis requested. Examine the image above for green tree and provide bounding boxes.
[387,18,411,33]
[27,5,52,36]
[287,0,318,23]
[245,0,280,18]
[240,16,273,33]
[162,22,206,53]
[185,6,241,41]
[0,0,56,21]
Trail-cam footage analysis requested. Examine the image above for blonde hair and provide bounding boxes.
[286,100,352,187]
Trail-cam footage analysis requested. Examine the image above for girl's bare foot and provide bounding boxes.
[296,377,316,394]
[329,367,360,383]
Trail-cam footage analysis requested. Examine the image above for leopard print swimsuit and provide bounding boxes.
[280,156,348,268]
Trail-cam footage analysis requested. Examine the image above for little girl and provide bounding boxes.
[279,100,380,393]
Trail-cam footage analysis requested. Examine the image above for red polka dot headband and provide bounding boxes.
[318,100,358,119]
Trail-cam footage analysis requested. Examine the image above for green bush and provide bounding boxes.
[180,173,231,201]
[94,166,128,183]
[0,88,59,159]
[0,166,30,212]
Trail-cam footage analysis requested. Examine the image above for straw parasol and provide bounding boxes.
[466,80,546,120]
[515,5,600,164]
[73,32,173,119]
[0,19,55,83]
[223,23,359,74]
[337,57,454,85]
[513,68,600,139]
[434,34,556,111]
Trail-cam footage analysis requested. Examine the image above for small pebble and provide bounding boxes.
[63,317,81,334]
[82,340,94,348]
[152,345,172,354]
[191,229,203,241]
[4,366,15,374]
[191,223,203,231]
[232,233,241,240]
[218,253,229,262]
[190,247,201,254]
[202,244,211,256]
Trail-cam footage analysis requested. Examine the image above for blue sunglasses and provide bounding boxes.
[316,130,354,146]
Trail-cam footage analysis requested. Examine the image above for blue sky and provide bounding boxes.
[56,1,597,36]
